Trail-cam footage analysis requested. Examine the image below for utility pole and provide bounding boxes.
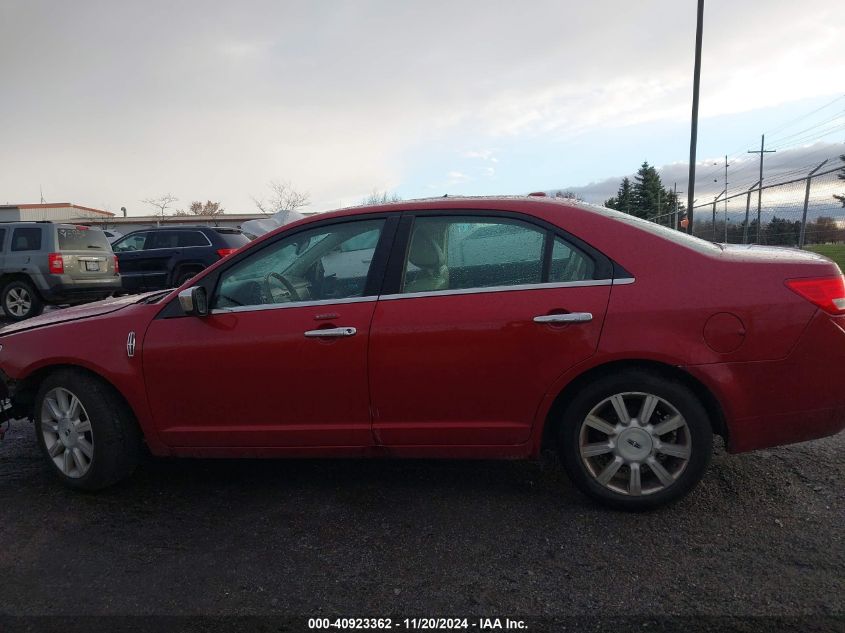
[723,155,729,243]
[748,134,775,243]
[686,0,705,234]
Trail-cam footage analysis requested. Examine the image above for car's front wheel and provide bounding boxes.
[35,370,141,490]
[559,370,713,511]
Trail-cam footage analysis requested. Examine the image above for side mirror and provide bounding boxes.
[178,286,209,317]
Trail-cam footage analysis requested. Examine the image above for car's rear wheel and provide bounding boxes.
[173,268,202,288]
[35,370,141,490]
[558,370,712,511]
[2,280,43,321]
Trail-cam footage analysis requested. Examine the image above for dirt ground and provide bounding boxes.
[0,416,842,632]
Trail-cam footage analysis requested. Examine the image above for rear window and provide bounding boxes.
[216,230,250,248]
[57,227,111,251]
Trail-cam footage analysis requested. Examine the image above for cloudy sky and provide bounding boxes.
[0,0,843,215]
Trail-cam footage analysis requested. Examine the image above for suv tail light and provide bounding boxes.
[785,275,845,315]
[48,253,64,274]
[217,248,237,258]
[113,255,120,275]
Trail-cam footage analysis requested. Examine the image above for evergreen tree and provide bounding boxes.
[604,177,634,214]
[632,162,665,219]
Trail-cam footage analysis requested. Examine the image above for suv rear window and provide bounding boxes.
[57,227,111,250]
[215,230,250,248]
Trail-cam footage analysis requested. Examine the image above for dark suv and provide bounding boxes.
[0,222,121,321]
[111,226,250,292]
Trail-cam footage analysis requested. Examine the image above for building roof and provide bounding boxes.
[0,203,114,217]
[70,213,285,224]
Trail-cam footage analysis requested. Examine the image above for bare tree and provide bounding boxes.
[252,181,309,215]
[363,189,401,205]
[554,190,583,201]
[141,193,179,218]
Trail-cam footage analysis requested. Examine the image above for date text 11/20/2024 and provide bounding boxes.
[307,618,528,630]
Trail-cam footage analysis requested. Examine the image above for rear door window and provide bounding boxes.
[148,231,180,250]
[57,227,111,251]
[400,217,545,293]
[0,228,6,251]
[11,227,42,251]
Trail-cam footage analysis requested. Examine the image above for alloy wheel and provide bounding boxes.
[578,391,691,496]
[40,387,95,478]
[5,287,32,317]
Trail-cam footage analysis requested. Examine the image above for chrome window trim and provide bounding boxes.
[210,294,377,314]
[114,230,213,252]
[378,278,626,301]
[208,277,636,314]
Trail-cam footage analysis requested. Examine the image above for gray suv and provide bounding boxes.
[0,222,122,321]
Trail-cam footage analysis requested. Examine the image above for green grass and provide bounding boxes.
[805,244,845,271]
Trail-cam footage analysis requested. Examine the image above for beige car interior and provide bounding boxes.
[403,223,450,293]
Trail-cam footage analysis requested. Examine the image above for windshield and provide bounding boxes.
[57,226,111,250]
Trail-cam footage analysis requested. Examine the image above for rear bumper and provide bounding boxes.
[686,311,845,453]
[38,277,123,304]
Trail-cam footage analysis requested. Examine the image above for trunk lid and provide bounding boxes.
[719,244,842,274]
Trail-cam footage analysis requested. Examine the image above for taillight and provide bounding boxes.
[113,255,120,275]
[785,275,845,315]
[48,253,64,274]
[217,248,237,258]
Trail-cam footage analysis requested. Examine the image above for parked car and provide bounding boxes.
[0,222,121,321]
[0,197,843,510]
[102,229,123,241]
[111,226,249,292]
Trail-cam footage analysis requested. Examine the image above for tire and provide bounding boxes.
[173,268,202,288]
[558,369,713,511]
[1,279,44,321]
[34,369,142,490]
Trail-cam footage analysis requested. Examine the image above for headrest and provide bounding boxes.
[408,226,445,269]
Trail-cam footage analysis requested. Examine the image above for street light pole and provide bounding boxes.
[686,0,705,234]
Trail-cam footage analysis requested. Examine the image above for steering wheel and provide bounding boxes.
[265,271,301,302]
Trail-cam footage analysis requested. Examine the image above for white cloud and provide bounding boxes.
[0,0,841,211]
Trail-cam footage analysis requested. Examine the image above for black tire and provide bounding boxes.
[558,369,713,511]
[1,279,44,321]
[173,268,202,288]
[34,369,142,490]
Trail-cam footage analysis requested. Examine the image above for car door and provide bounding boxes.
[0,228,7,271]
[142,215,396,448]
[140,230,182,289]
[368,212,613,447]
[112,232,150,292]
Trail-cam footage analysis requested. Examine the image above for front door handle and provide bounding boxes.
[533,312,593,324]
[304,326,357,338]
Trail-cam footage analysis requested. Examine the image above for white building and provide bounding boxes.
[0,202,114,223]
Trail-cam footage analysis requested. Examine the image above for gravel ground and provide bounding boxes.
[0,414,842,631]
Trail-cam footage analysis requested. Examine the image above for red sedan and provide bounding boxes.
[1,197,843,510]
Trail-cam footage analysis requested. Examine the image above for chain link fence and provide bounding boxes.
[651,164,845,248]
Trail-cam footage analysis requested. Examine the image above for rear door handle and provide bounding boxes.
[304,327,357,338]
[533,312,593,324]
